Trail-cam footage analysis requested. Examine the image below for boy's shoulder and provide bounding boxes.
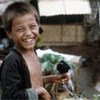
[4,49,22,61]
[0,49,23,70]
[0,49,23,81]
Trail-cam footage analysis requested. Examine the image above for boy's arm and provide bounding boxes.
[42,74,68,84]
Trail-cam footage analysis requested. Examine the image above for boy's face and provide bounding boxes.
[8,13,39,50]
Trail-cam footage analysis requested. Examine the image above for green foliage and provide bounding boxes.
[40,61,55,75]
[39,53,74,75]
[39,53,63,75]
[39,53,63,64]
[93,94,100,100]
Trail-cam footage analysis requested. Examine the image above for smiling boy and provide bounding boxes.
[0,1,69,100]
[0,1,50,100]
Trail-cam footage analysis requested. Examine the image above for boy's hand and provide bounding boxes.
[35,87,51,100]
[50,73,69,84]
[43,73,69,84]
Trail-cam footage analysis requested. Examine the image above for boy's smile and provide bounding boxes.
[8,13,39,51]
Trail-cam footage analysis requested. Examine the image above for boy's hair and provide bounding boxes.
[2,1,40,32]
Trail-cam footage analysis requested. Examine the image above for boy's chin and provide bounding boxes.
[25,46,34,49]
[22,44,35,50]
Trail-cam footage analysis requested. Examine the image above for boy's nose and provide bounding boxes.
[25,29,32,36]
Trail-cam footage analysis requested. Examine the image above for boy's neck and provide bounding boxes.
[14,45,35,55]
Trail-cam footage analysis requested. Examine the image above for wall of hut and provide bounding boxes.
[41,24,85,46]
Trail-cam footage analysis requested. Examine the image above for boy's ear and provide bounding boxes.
[39,27,43,34]
[6,31,12,39]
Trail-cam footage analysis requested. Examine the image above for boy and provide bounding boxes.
[1,1,68,100]
[1,1,50,100]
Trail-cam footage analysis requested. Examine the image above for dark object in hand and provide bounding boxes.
[57,60,70,73]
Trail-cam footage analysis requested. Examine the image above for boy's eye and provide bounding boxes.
[16,28,24,32]
[30,25,36,29]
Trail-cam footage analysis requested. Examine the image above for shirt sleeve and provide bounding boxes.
[26,88,38,100]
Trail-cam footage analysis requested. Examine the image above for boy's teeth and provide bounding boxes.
[26,39,32,42]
